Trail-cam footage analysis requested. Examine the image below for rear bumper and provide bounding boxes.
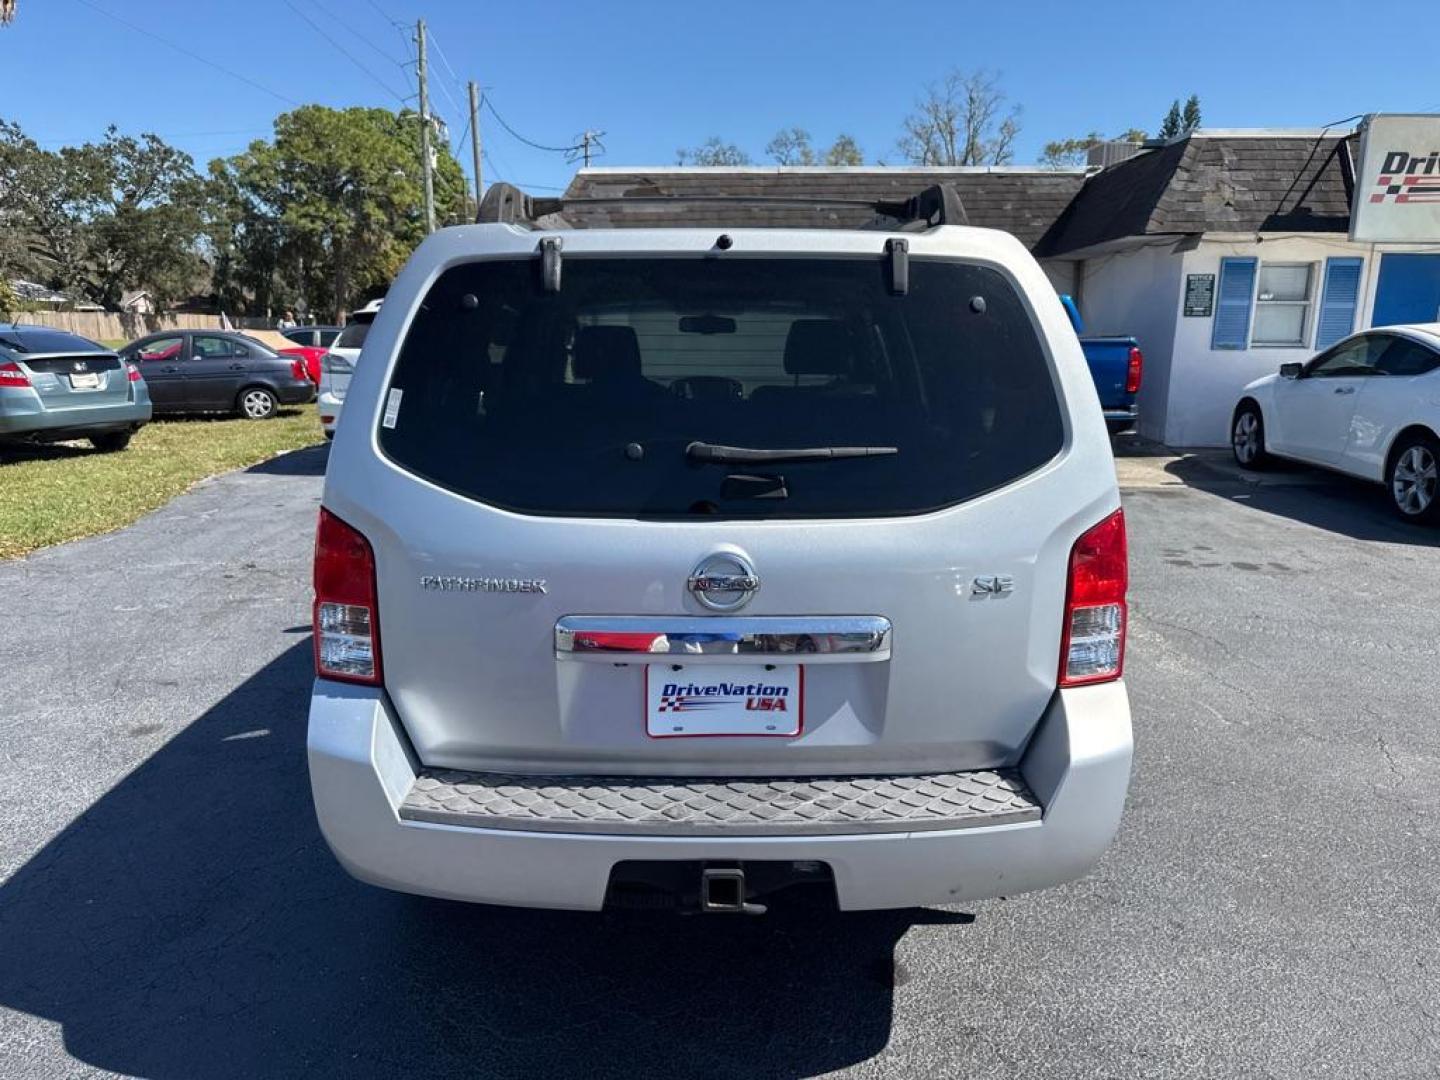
[0,395,151,436]
[278,380,316,405]
[308,681,1132,911]
[1103,403,1138,424]
[317,390,342,433]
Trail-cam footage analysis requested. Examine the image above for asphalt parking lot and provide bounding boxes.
[1,443,1437,1079]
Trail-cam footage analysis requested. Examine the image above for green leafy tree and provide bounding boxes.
[1039,131,1105,169]
[211,106,467,320]
[1159,100,1183,140]
[1181,95,1202,133]
[675,137,752,166]
[898,69,1021,166]
[0,120,206,308]
[824,134,864,166]
[1040,128,1148,169]
[766,127,815,165]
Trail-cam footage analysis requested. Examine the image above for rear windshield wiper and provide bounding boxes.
[685,441,898,465]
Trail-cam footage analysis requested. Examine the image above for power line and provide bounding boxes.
[363,0,412,54]
[482,95,581,154]
[427,32,464,90]
[423,29,471,127]
[281,0,407,104]
[479,148,566,193]
[71,0,301,107]
[301,0,408,68]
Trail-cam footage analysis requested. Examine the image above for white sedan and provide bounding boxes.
[1231,324,1440,523]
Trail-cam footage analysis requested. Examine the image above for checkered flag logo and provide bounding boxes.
[1371,174,1440,204]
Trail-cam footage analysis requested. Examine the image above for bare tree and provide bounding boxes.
[0,1,14,26]
[898,70,1022,166]
[766,127,815,165]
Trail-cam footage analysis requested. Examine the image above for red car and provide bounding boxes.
[280,344,325,384]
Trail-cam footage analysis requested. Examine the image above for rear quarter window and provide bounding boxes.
[377,256,1064,518]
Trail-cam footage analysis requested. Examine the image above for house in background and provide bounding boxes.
[561,165,1089,297]
[7,280,104,311]
[559,119,1440,448]
[120,289,155,315]
[1035,129,1440,447]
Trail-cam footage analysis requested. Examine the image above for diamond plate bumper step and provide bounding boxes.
[399,768,1041,836]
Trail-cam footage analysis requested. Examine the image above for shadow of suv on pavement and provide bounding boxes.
[0,641,965,1079]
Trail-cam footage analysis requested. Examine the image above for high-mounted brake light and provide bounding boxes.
[1125,346,1143,395]
[313,508,382,685]
[1059,508,1127,687]
[0,361,32,388]
[126,362,142,382]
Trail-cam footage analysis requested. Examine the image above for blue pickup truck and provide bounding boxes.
[1060,295,1143,434]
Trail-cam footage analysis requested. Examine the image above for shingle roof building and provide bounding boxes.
[560,167,1088,248]
[1038,133,1355,255]
[554,133,1357,255]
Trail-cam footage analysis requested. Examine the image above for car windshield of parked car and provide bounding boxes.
[378,256,1064,518]
[335,322,369,350]
[0,328,105,354]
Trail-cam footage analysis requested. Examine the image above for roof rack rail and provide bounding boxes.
[474,181,969,231]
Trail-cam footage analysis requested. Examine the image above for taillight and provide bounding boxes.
[126,363,142,382]
[1125,346,1143,394]
[290,359,306,381]
[313,508,382,685]
[1059,508,1127,687]
[0,361,32,388]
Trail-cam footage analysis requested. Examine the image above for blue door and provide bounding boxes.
[1373,254,1440,327]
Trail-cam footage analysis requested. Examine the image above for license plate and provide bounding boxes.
[646,663,802,738]
[69,372,100,389]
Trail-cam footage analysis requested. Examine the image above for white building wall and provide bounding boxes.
[1165,236,1390,447]
[1074,244,1185,442]
[1050,235,1440,448]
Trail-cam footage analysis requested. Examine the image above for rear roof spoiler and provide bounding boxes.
[474,181,970,232]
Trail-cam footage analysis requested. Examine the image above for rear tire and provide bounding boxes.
[1386,431,1440,525]
[237,387,278,420]
[89,431,132,453]
[1231,403,1270,470]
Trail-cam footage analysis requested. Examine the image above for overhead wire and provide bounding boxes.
[301,0,408,69]
[482,95,582,154]
[71,0,301,107]
[281,0,408,104]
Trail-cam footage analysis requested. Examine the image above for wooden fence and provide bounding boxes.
[8,310,274,343]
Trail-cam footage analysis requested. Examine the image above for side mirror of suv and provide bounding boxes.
[1279,362,1303,380]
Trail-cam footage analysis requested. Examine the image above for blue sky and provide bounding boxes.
[5,0,1440,193]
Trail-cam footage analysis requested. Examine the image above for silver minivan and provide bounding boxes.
[308,185,1133,913]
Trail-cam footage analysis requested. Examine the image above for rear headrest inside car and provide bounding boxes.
[573,325,642,381]
[783,319,858,376]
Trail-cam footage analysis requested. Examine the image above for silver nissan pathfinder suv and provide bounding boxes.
[308,184,1132,913]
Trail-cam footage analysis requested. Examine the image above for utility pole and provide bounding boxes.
[575,130,605,168]
[468,80,483,221]
[415,18,436,233]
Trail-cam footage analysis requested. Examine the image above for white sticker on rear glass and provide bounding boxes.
[382,388,403,429]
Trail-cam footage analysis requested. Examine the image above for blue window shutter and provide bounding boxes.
[1315,257,1363,350]
[1212,257,1257,350]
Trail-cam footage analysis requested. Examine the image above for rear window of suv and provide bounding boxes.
[378,256,1064,518]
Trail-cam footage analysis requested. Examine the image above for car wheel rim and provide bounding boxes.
[1233,413,1257,463]
[243,391,272,418]
[1392,445,1437,515]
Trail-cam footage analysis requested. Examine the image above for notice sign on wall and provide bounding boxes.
[1184,274,1215,317]
[1351,114,1440,242]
